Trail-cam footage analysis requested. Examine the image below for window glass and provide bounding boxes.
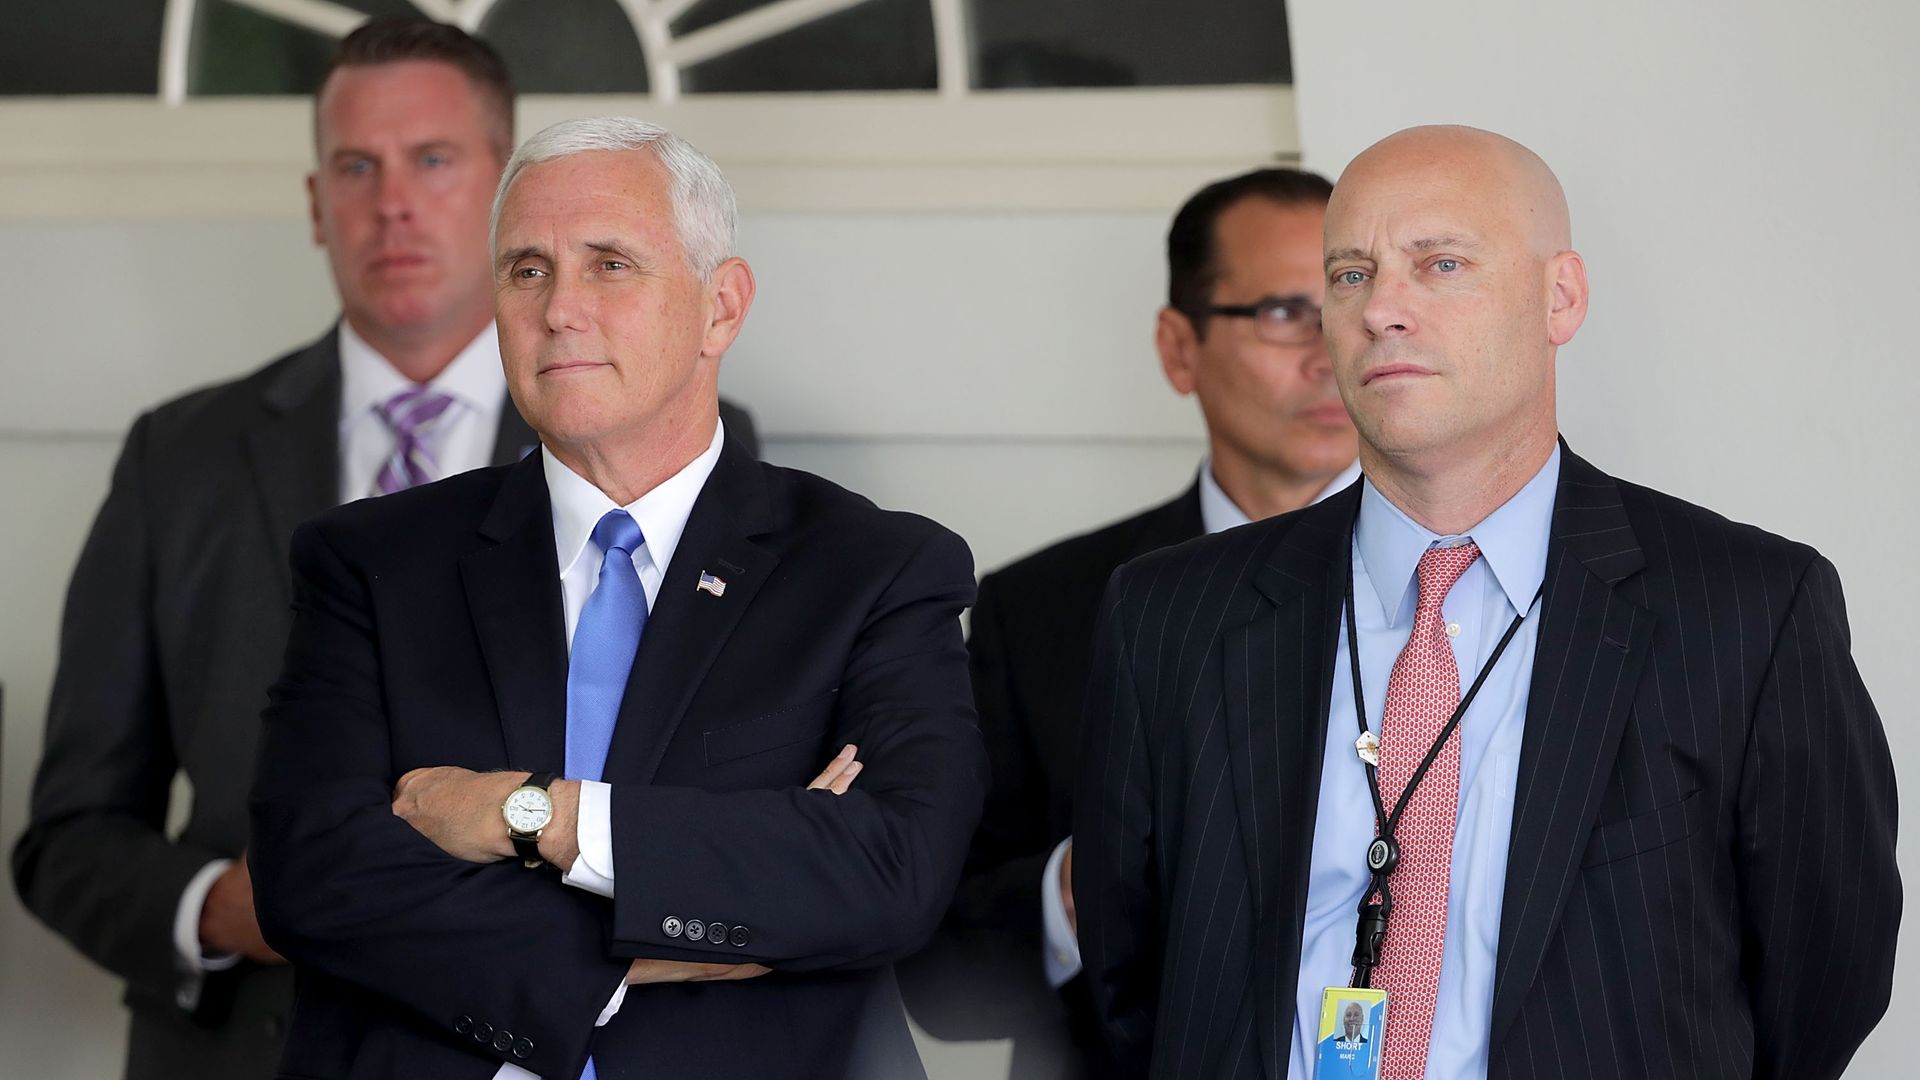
[968,0,1291,89]
[190,0,415,96]
[482,0,650,94]
[676,0,936,94]
[1,0,165,94]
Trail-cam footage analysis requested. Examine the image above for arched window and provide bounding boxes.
[0,0,1300,214]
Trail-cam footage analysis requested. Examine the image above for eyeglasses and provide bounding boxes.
[1200,296,1323,345]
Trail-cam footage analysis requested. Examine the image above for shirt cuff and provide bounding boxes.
[1040,837,1082,988]
[596,979,628,1026]
[561,780,616,898]
[488,978,628,1080]
[173,858,242,1010]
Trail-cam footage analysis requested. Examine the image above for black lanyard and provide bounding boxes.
[1343,541,1542,989]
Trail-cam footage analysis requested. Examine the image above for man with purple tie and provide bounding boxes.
[247,117,985,1080]
[15,25,767,1079]
[12,20,552,1080]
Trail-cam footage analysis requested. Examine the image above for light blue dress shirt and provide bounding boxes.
[1288,446,1560,1080]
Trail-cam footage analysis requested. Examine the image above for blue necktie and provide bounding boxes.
[566,511,646,1080]
[567,510,647,783]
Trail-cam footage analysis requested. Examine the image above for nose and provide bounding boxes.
[541,270,591,335]
[1300,324,1334,380]
[1360,272,1415,340]
[375,167,413,225]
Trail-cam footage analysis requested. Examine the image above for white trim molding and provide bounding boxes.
[0,88,1300,218]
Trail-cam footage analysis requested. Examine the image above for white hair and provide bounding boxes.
[490,116,737,279]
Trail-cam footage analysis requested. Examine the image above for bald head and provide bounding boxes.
[1319,126,1587,520]
[1334,126,1570,259]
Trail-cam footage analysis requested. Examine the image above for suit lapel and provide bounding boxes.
[1221,488,1355,1079]
[601,438,780,784]
[1488,446,1656,1047]
[247,330,341,601]
[460,453,569,774]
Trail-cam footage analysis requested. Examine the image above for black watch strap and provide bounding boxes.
[511,771,558,866]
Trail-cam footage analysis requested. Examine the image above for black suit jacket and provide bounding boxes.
[11,326,758,1079]
[1075,446,1899,1079]
[248,439,986,1080]
[901,486,1200,1078]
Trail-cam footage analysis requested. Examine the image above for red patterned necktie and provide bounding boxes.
[1376,541,1481,1080]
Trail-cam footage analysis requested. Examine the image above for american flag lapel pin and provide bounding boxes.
[696,570,728,598]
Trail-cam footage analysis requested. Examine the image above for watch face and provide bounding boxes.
[503,788,552,833]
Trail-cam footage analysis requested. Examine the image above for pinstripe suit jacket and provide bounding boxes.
[1073,445,1898,1079]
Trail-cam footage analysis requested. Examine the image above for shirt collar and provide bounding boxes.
[1355,443,1560,625]
[544,419,727,582]
[1198,456,1364,535]
[337,319,504,421]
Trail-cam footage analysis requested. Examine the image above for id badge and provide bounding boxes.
[1314,986,1386,1080]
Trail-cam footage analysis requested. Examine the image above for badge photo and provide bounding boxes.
[1315,986,1387,1079]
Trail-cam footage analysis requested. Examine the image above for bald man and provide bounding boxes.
[1073,126,1897,1079]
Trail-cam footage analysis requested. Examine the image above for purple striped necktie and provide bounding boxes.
[373,386,455,496]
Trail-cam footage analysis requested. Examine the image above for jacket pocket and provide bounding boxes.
[703,689,838,766]
[1581,789,1704,868]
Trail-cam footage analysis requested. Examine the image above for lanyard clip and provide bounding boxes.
[1350,900,1391,987]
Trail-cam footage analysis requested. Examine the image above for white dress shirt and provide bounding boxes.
[336,319,508,503]
[492,419,725,1080]
[171,321,507,1009]
[1040,457,1363,987]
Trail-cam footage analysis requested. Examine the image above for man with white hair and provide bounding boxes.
[248,116,986,1080]
[15,21,759,1079]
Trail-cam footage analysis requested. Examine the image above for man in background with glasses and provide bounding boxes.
[901,167,1358,1078]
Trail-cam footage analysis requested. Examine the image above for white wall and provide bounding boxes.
[1287,0,1920,1068]
[3,2,1917,1074]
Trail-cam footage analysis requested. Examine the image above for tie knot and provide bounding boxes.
[591,509,644,557]
[1414,540,1481,613]
[376,386,454,438]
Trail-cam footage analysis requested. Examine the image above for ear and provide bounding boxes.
[1156,307,1201,396]
[700,257,757,359]
[306,171,325,248]
[1545,250,1589,347]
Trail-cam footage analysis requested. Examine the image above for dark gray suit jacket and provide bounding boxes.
[10,326,758,1079]
[1075,445,1898,1079]
[901,485,1201,1079]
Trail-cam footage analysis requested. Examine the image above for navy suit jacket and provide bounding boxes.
[249,436,985,1079]
[1075,445,1898,1079]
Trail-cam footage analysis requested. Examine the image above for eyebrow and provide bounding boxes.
[1408,235,1481,252]
[1324,235,1483,266]
[496,245,543,269]
[328,139,458,165]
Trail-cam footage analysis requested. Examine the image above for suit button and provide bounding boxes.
[492,1030,514,1054]
[454,1015,474,1035]
[512,1037,535,1060]
[662,916,683,938]
[729,925,751,947]
[471,1021,494,1044]
[707,921,728,945]
[685,920,706,941]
